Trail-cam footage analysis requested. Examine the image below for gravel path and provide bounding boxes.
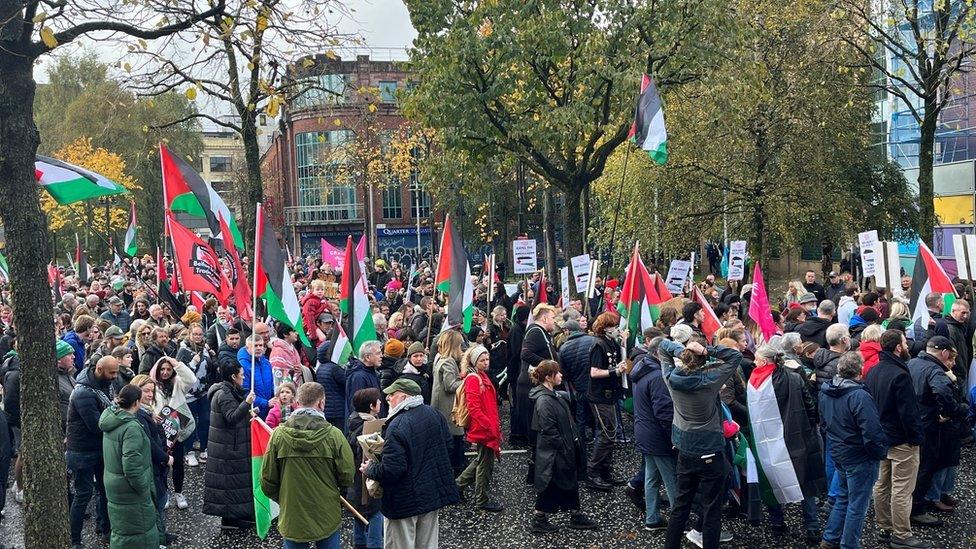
[4,408,976,548]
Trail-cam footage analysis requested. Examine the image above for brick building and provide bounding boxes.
[261,54,434,266]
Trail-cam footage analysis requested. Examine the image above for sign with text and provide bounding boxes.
[858,230,879,278]
[570,254,592,293]
[560,266,570,307]
[666,260,692,295]
[512,239,538,275]
[728,240,747,281]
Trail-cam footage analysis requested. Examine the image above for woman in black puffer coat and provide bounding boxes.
[202,361,255,529]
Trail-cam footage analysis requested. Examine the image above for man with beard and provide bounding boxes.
[864,330,929,548]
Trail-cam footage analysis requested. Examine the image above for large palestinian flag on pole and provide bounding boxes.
[435,214,474,332]
[747,363,805,505]
[36,155,127,205]
[617,243,659,346]
[123,202,138,257]
[627,74,668,165]
[250,417,279,539]
[339,235,377,354]
[74,234,91,284]
[328,322,353,366]
[253,203,310,346]
[160,144,245,250]
[909,239,956,337]
[220,216,253,322]
[0,251,8,284]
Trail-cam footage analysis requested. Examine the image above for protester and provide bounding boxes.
[431,330,466,475]
[347,387,385,549]
[362,379,461,547]
[239,335,274,418]
[260,382,355,549]
[269,323,313,386]
[400,341,432,404]
[797,300,835,348]
[346,340,383,416]
[148,354,197,510]
[99,384,159,548]
[266,381,298,428]
[519,304,559,480]
[315,338,348,432]
[176,322,214,467]
[455,344,503,512]
[130,374,176,546]
[585,312,628,491]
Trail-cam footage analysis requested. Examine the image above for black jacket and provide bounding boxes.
[530,385,583,492]
[346,412,382,515]
[587,336,622,404]
[804,281,826,303]
[558,331,597,396]
[136,406,170,494]
[364,403,460,519]
[864,351,924,447]
[630,353,674,456]
[1,353,19,427]
[796,317,831,348]
[202,381,254,521]
[139,342,175,375]
[66,367,115,453]
[812,348,842,388]
[944,316,972,382]
[907,352,968,430]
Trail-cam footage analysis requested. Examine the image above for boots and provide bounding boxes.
[531,512,559,534]
[569,513,599,530]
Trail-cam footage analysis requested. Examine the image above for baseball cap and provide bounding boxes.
[927,335,953,351]
[383,378,422,396]
[828,271,838,278]
[317,312,335,324]
[104,326,124,338]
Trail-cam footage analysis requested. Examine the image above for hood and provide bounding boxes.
[630,355,660,383]
[946,316,966,329]
[529,384,553,402]
[218,343,238,356]
[838,295,855,307]
[812,348,841,369]
[270,338,293,353]
[796,317,830,336]
[98,405,135,434]
[3,349,17,362]
[300,292,321,306]
[849,314,866,328]
[820,376,864,398]
[347,358,366,373]
[63,331,83,345]
[277,411,335,451]
[860,340,881,359]
[208,380,242,399]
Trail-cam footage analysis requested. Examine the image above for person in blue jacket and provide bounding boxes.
[238,335,274,419]
[820,351,888,549]
[63,315,96,374]
[345,340,382,416]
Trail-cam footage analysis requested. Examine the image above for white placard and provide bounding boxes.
[512,239,538,275]
[586,259,601,299]
[666,260,692,295]
[953,234,970,280]
[570,254,592,293]
[858,230,879,278]
[875,241,902,289]
[560,266,570,307]
[504,283,518,297]
[966,235,976,283]
[728,240,747,281]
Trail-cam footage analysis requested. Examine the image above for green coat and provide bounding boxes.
[99,406,159,549]
[260,410,355,542]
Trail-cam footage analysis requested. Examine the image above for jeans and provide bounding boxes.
[823,459,879,549]
[156,485,169,536]
[283,530,339,549]
[67,450,110,544]
[457,443,496,506]
[925,466,957,501]
[353,511,384,548]
[824,437,841,499]
[186,397,211,451]
[665,451,728,549]
[588,402,617,478]
[768,496,819,531]
[644,454,678,526]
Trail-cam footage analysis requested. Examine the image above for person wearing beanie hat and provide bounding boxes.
[378,339,406,395]
[180,310,202,327]
[385,339,405,358]
[455,344,503,512]
[670,324,694,344]
[398,342,432,404]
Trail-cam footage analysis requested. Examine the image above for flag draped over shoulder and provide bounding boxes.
[909,240,956,336]
[748,262,777,343]
[250,418,279,539]
[434,214,474,332]
[254,203,310,346]
[339,235,377,354]
[747,364,805,505]
[123,202,138,257]
[692,286,722,343]
[166,214,232,303]
[36,155,127,205]
[628,74,668,165]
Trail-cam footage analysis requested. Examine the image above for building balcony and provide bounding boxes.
[284,204,365,226]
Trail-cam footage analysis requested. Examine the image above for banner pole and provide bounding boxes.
[251,202,262,394]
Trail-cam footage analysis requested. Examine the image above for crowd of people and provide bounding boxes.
[0,253,974,549]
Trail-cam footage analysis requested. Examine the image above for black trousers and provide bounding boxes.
[665,451,728,549]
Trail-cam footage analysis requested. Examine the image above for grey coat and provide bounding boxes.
[430,355,464,436]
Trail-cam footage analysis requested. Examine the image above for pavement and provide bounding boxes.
[4,409,976,548]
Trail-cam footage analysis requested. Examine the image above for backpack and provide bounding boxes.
[451,372,482,428]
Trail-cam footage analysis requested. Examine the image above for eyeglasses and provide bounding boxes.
[139,331,151,336]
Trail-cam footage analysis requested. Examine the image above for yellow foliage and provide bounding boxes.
[39,27,57,48]
[40,138,141,235]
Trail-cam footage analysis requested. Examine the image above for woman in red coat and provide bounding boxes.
[456,344,503,512]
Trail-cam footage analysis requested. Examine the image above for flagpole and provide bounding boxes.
[251,202,263,394]
[603,144,632,285]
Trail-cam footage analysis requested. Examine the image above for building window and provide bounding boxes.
[379,81,398,103]
[209,156,233,173]
[292,74,350,110]
[410,181,431,219]
[294,131,359,222]
[382,178,402,219]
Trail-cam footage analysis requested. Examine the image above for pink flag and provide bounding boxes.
[748,262,777,343]
[320,235,365,270]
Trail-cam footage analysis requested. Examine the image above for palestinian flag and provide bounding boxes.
[910,240,956,337]
[0,251,8,284]
[74,234,90,284]
[35,155,127,205]
[123,202,138,257]
[328,322,353,365]
[692,286,722,343]
[250,418,280,539]
[254,203,310,346]
[160,144,245,250]
[434,214,474,332]
[339,235,377,354]
[627,74,668,165]
[747,363,805,505]
[651,272,673,302]
[166,214,231,303]
[617,244,659,346]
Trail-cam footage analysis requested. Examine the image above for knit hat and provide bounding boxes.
[385,338,405,358]
[406,341,425,357]
[56,340,74,360]
[316,340,333,364]
[798,292,817,304]
[670,324,694,344]
[181,311,202,325]
[383,378,421,396]
[467,344,489,366]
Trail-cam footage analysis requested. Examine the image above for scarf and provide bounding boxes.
[403,363,422,375]
[388,394,423,418]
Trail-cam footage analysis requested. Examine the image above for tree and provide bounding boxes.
[402,0,726,260]
[836,0,976,245]
[0,1,223,546]
[133,0,353,248]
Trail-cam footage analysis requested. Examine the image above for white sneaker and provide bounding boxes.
[174,492,188,509]
[185,452,199,467]
[685,529,704,549]
[199,450,207,462]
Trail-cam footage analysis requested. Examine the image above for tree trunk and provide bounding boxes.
[918,104,938,247]
[542,186,557,281]
[562,183,585,278]
[0,53,71,549]
[581,183,590,253]
[240,117,263,255]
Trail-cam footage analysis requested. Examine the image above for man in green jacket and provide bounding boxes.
[261,381,355,548]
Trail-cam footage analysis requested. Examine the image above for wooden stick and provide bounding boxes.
[341,495,370,525]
